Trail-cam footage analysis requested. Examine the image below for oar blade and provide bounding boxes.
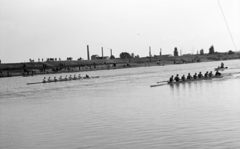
[26,82,43,85]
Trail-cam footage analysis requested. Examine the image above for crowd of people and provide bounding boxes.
[43,74,89,82]
[169,70,221,83]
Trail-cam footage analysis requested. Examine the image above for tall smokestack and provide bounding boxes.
[101,47,103,58]
[160,48,162,56]
[87,45,90,60]
[110,49,112,56]
[149,46,151,57]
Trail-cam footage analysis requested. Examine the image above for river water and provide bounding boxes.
[1,60,240,149]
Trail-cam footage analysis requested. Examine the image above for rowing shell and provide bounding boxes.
[150,76,223,87]
[168,76,223,85]
[214,67,228,71]
[26,76,99,85]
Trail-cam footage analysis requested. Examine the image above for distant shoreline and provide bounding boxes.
[1,53,239,78]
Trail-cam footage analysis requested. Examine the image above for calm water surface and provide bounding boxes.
[1,60,240,149]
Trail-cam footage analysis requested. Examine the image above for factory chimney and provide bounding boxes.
[149,46,151,57]
[101,47,103,58]
[87,45,90,60]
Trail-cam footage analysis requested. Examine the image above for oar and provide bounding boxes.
[157,79,182,83]
[157,81,168,83]
[150,83,167,87]
[27,82,44,85]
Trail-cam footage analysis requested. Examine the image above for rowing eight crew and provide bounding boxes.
[169,70,221,83]
[43,74,90,83]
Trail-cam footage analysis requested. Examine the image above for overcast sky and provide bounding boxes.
[0,0,239,63]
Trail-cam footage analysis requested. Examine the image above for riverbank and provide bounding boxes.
[0,61,167,78]
[1,53,239,78]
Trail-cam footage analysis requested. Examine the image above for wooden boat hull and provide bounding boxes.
[167,76,223,85]
[23,75,33,77]
[150,76,223,87]
[26,76,99,85]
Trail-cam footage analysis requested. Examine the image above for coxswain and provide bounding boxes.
[221,62,224,68]
[48,77,52,82]
[215,70,221,76]
[181,75,186,81]
[169,75,174,83]
[198,72,203,78]
[86,74,89,78]
[187,73,192,80]
[193,73,197,79]
[174,74,180,82]
[204,71,209,78]
[43,77,46,83]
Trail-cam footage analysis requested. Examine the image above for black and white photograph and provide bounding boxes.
[0,0,240,148]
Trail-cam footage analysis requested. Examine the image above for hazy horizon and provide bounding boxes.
[0,0,239,63]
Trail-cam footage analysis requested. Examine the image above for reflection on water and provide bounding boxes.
[0,60,240,149]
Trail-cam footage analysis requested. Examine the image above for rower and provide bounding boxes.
[174,74,180,82]
[221,62,224,68]
[198,72,203,78]
[69,75,72,80]
[86,74,89,78]
[48,77,52,82]
[204,71,208,78]
[73,74,77,80]
[78,74,82,79]
[181,75,186,81]
[187,73,192,80]
[65,75,68,80]
[59,76,62,80]
[193,73,197,79]
[215,70,221,76]
[43,77,46,83]
[169,75,174,83]
[54,76,57,82]
[209,71,213,77]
